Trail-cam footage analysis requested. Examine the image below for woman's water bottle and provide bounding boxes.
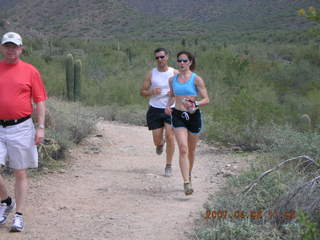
[182,98,197,114]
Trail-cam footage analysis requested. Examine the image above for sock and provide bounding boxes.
[15,212,23,216]
[1,197,12,206]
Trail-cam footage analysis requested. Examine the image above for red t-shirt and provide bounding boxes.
[0,60,47,120]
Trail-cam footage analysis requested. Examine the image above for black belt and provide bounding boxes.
[0,115,31,128]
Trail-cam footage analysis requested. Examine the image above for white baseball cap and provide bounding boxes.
[1,32,23,46]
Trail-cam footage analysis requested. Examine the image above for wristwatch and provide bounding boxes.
[37,124,45,129]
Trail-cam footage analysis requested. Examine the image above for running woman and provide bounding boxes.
[165,51,210,195]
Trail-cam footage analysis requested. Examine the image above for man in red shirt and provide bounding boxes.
[0,32,47,232]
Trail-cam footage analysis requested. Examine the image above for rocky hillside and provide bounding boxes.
[0,0,319,40]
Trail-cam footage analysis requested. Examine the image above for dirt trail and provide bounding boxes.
[0,121,248,240]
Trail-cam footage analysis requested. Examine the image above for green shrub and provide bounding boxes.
[45,97,98,149]
[196,220,283,240]
[196,146,320,240]
[19,38,320,151]
[297,210,320,240]
[195,163,289,240]
[259,124,320,161]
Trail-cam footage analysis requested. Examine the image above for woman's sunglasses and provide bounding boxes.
[177,59,189,63]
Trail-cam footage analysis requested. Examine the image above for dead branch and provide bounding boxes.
[283,175,320,206]
[240,155,317,195]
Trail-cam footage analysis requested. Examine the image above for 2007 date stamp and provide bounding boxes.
[203,209,296,220]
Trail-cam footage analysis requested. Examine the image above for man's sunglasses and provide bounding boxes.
[155,55,166,60]
[177,59,189,63]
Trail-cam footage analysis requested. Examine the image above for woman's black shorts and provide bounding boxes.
[172,108,202,134]
[146,106,172,130]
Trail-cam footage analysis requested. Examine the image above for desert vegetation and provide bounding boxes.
[1,0,319,238]
[18,29,320,238]
[0,6,318,237]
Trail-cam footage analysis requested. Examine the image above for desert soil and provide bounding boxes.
[0,121,250,240]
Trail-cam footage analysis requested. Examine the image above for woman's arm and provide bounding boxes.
[195,76,210,107]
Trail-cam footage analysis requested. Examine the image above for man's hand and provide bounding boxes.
[166,91,173,97]
[151,88,162,96]
[165,106,172,115]
[35,128,45,145]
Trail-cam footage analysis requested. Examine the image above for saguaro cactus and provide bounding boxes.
[66,53,74,101]
[126,48,132,63]
[74,59,82,101]
[65,53,82,101]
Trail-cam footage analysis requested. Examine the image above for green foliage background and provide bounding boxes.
[1,1,320,238]
[3,5,318,239]
[20,32,320,150]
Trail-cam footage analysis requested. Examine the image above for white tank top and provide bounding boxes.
[149,67,175,108]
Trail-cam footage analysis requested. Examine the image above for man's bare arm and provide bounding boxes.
[140,71,153,97]
[34,101,46,145]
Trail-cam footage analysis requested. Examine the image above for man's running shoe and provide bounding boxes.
[0,200,16,224]
[164,165,172,177]
[10,214,24,232]
[156,139,165,155]
[156,144,164,155]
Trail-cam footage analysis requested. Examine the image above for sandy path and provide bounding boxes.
[0,121,248,240]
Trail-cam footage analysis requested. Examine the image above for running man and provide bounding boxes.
[140,48,178,177]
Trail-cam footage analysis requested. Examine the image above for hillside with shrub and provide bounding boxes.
[0,1,319,239]
[22,36,320,240]
[0,0,320,39]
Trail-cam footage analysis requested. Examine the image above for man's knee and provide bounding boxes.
[14,170,27,181]
[152,129,164,144]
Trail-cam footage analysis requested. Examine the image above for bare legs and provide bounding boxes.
[0,174,9,201]
[174,128,199,183]
[152,127,164,147]
[164,123,175,165]
[14,170,27,213]
[187,132,198,176]
[152,123,175,165]
[0,169,27,213]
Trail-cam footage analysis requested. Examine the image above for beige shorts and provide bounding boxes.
[0,118,38,170]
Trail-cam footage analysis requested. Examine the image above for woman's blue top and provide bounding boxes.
[172,73,198,96]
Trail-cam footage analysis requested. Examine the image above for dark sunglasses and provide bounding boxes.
[155,55,166,60]
[177,59,189,63]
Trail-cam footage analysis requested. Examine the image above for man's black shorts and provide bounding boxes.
[146,106,172,130]
[172,108,202,134]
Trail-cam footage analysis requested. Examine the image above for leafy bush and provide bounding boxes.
[259,124,320,161]
[195,220,283,240]
[195,154,320,240]
[297,210,320,240]
[46,97,98,146]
